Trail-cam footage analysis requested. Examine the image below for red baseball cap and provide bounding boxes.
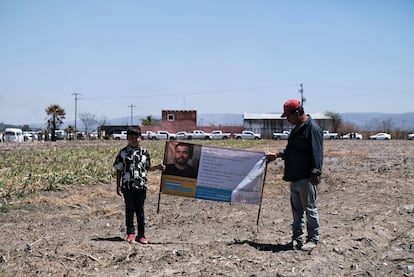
[281,99,301,117]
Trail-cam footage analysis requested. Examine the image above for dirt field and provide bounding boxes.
[0,140,413,276]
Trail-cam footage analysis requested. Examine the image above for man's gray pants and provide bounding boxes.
[290,178,320,243]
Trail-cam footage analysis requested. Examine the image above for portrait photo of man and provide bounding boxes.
[164,142,200,178]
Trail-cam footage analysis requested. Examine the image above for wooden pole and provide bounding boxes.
[157,141,170,214]
[256,159,269,226]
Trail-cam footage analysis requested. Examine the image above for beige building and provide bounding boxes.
[243,112,334,139]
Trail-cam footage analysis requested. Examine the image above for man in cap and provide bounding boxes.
[270,99,323,251]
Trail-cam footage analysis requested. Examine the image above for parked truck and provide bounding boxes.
[187,130,211,140]
[234,130,261,140]
[148,131,176,140]
[141,131,155,140]
[272,130,290,140]
[112,131,127,140]
[175,131,191,140]
[323,130,338,139]
[209,130,231,140]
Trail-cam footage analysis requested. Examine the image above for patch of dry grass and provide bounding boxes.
[0,140,271,206]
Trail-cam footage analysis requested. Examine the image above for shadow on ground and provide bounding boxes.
[229,239,293,253]
[91,236,124,242]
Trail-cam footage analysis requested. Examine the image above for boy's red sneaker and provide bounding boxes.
[127,234,136,244]
[137,236,148,244]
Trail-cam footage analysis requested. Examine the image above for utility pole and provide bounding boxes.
[128,104,136,126]
[72,92,82,130]
[299,83,306,106]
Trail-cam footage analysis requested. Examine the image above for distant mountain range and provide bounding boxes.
[340,112,414,131]
[2,112,414,131]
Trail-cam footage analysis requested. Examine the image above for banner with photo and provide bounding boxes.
[160,141,267,205]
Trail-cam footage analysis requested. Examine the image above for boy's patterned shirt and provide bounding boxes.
[113,145,151,190]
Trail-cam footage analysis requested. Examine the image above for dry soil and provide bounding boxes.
[0,140,413,276]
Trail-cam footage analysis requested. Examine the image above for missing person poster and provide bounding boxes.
[160,141,267,205]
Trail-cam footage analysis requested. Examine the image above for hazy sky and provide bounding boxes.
[1,0,413,125]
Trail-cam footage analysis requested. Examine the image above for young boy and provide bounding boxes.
[113,127,162,244]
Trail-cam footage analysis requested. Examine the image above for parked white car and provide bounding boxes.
[90,132,99,140]
[369,133,391,140]
[141,131,155,140]
[341,133,363,140]
[408,133,414,140]
[49,130,66,140]
[23,131,34,141]
[30,131,39,140]
[175,131,190,140]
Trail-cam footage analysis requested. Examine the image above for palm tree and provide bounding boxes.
[45,104,66,141]
[141,115,153,126]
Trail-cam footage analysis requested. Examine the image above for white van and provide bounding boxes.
[4,128,24,142]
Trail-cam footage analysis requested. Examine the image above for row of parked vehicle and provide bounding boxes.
[272,130,344,140]
[115,129,411,141]
[272,130,343,140]
[0,128,30,142]
[0,128,101,142]
[3,128,411,142]
[111,130,263,140]
[0,128,40,142]
[272,131,414,140]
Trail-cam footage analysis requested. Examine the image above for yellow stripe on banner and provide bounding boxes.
[161,174,197,198]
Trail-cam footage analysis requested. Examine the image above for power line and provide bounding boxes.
[81,84,296,100]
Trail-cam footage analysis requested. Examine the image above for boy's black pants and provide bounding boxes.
[123,189,146,237]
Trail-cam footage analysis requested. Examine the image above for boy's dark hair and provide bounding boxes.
[127,127,141,137]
